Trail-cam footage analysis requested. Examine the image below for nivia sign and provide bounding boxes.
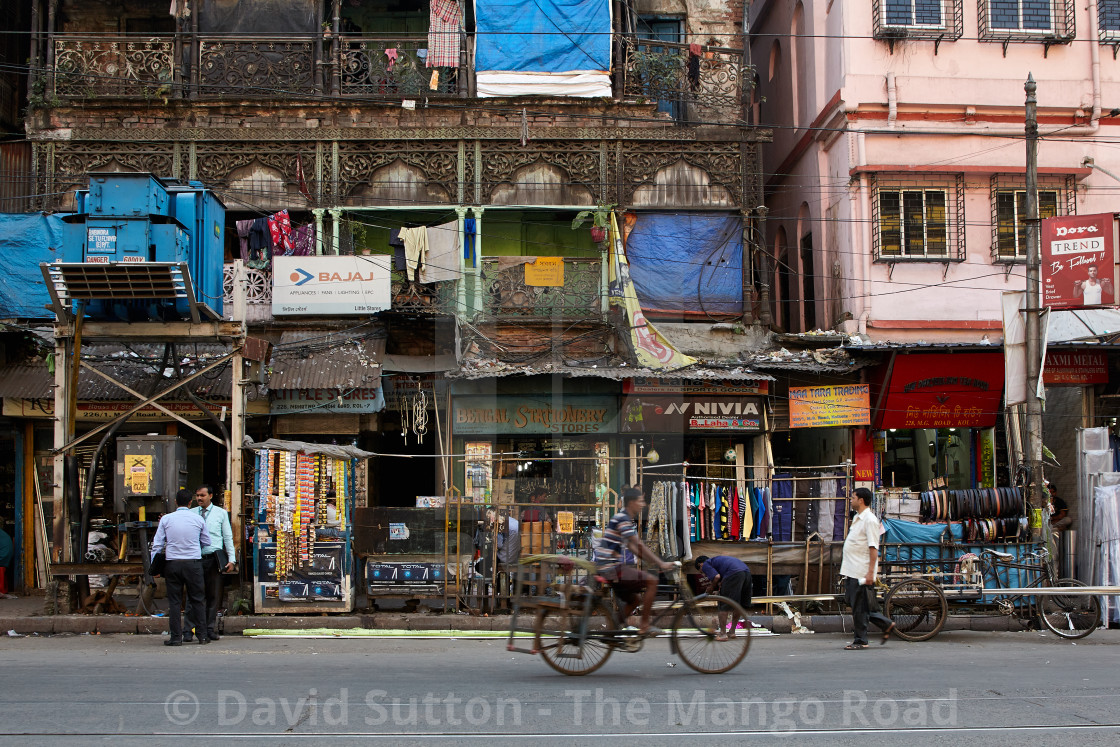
[272,256,391,316]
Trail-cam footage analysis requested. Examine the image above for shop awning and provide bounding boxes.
[871,351,1004,430]
[450,358,776,382]
[268,331,385,390]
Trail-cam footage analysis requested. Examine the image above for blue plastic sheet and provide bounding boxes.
[624,213,743,313]
[475,0,611,73]
[0,213,69,319]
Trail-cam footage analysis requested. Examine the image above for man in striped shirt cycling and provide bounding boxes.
[594,487,675,636]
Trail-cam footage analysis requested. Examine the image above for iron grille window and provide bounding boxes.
[980,0,1075,41]
[885,0,944,26]
[1101,0,1120,39]
[873,0,964,41]
[873,174,964,261]
[994,190,1059,257]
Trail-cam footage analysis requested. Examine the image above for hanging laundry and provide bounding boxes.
[427,0,461,68]
[398,226,428,281]
[419,221,461,283]
[235,219,254,262]
[292,223,316,257]
[464,217,476,261]
[247,217,272,269]
[268,209,295,255]
[384,48,399,72]
[687,44,701,91]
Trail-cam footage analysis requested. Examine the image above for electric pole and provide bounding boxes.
[1024,74,1045,513]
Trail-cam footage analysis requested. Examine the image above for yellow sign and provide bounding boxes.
[126,455,153,494]
[524,257,565,287]
[556,511,575,534]
[788,385,871,428]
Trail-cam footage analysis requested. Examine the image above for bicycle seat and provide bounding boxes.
[987,550,1014,560]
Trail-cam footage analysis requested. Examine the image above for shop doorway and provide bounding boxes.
[364,427,439,507]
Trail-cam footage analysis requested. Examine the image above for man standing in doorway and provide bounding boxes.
[152,489,211,646]
[189,484,236,642]
[840,487,895,649]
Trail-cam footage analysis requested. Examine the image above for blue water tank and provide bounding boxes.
[167,182,226,318]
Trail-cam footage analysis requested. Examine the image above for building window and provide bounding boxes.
[873,0,963,41]
[873,175,964,261]
[994,190,1059,258]
[1101,0,1120,40]
[980,0,1074,41]
[990,174,1074,260]
[884,0,943,26]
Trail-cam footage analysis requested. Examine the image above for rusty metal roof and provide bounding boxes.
[268,330,385,390]
[0,344,234,400]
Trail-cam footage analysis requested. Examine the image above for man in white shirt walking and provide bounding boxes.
[840,487,895,649]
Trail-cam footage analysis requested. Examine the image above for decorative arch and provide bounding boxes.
[225,161,309,213]
[490,161,594,206]
[791,3,804,127]
[796,202,816,331]
[768,40,781,83]
[774,226,792,332]
[348,159,452,206]
[631,159,734,208]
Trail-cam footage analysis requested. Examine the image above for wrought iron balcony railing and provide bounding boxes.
[480,257,602,320]
[338,36,459,97]
[620,39,747,123]
[53,36,177,98]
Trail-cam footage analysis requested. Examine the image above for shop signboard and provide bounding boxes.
[620,396,764,432]
[524,257,564,286]
[623,377,768,396]
[272,255,391,316]
[452,395,618,435]
[852,429,875,483]
[270,387,385,415]
[556,511,575,534]
[1043,351,1108,385]
[2,398,232,421]
[789,385,870,428]
[877,353,1003,430]
[1040,213,1118,309]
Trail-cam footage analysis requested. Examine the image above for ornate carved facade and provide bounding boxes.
[34,126,767,213]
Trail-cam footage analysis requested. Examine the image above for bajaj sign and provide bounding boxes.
[272,256,391,316]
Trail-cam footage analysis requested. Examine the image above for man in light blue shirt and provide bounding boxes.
[151,489,211,646]
[189,484,236,642]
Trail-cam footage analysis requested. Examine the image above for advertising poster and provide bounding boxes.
[1041,213,1117,309]
[789,385,871,428]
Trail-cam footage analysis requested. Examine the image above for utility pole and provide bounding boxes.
[1023,74,1045,513]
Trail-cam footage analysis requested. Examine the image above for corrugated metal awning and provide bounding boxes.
[268,330,385,390]
[450,358,775,382]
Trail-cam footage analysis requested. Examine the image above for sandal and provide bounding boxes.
[881,624,896,645]
[715,633,729,642]
[844,643,868,650]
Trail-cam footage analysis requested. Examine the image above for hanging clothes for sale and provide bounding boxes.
[772,473,794,541]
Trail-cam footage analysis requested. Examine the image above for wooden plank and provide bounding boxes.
[50,563,144,576]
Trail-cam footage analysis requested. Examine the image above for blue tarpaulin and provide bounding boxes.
[624,213,743,314]
[475,0,610,73]
[0,213,68,319]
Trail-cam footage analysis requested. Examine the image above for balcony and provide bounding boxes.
[46,33,746,118]
[480,258,602,321]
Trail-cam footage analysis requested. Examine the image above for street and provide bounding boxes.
[1,629,1118,745]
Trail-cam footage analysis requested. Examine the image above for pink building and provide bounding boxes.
[749,0,1120,342]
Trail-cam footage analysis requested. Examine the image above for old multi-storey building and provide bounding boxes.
[750,0,1120,540]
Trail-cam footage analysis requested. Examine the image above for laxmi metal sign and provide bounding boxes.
[272,256,391,316]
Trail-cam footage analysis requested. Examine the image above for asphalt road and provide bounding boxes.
[1,629,1118,745]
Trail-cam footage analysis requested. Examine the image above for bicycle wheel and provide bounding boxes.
[672,595,751,674]
[884,578,948,642]
[534,599,614,676]
[1039,578,1101,640]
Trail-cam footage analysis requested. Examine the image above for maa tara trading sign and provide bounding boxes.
[1041,213,1118,310]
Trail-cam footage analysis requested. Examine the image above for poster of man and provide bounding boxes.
[1041,213,1118,310]
[1073,263,1114,306]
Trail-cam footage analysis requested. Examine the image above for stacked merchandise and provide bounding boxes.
[918,487,1027,542]
[257,447,354,581]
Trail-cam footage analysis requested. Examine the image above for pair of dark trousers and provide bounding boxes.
[165,559,206,642]
[200,552,224,637]
[844,577,892,645]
